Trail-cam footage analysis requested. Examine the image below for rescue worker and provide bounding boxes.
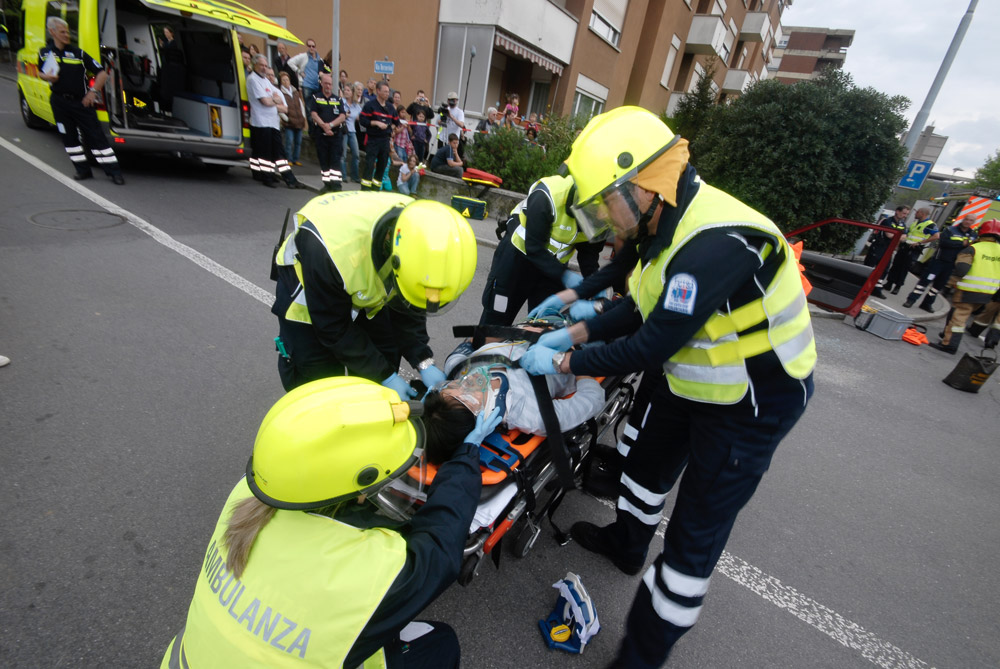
[160,376,502,668]
[519,107,816,666]
[308,73,346,193]
[480,173,607,325]
[929,218,1000,353]
[903,214,978,311]
[359,81,399,191]
[37,17,124,184]
[878,207,939,296]
[271,192,477,397]
[867,205,909,298]
[966,288,1000,349]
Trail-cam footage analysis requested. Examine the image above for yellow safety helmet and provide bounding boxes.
[565,106,680,239]
[246,377,425,510]
[391,199,477,314]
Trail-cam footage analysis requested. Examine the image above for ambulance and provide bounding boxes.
[16,0,300,170]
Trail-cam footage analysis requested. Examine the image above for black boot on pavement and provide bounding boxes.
[891,286,901,295]
[570,522,644,576]
[919,298,936,313]
[73,171,93,181]
[111,173,125,185]
[871,287,887,299]
[930,333,961,354]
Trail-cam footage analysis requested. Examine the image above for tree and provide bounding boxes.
[665,57,719,156]
[967,149,1000,192]
[694,69,910,253]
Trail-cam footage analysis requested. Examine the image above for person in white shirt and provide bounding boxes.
[246,55,304,188]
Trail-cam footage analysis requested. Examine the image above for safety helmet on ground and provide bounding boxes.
[246,377,426,510]
[391,199,477,314]
[564,106,681,239]
[977,218,1000,237]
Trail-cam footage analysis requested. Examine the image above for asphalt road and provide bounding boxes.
[1,79,999,668]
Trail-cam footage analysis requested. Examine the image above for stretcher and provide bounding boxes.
[385,322,639,585]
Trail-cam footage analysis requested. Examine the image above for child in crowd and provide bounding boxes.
[393,106,414,164]
[411,110,430,163]
[397,153,421,196]
[525,112,540,136]
[503,93,519,127]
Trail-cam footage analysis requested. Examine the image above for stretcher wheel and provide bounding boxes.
[457,554,480,586]
[511,517,542,559]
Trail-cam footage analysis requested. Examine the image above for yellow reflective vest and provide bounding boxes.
[510,175,587,263]
[907,218,935,245]
[956,239,1000,296]
[276,192,412,324]
[627,181,817,404]
[161,478,407,669]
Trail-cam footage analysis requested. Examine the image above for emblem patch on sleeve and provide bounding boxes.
[664,273,698,315]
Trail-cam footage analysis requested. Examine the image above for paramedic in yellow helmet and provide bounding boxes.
[272,192,477,397]
[520,107,817,666]
[160,376,501,669]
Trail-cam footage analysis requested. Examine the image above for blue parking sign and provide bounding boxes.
[898,159,933,190]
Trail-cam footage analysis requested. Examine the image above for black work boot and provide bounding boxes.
[891,285,901,295]
[985,328,999,349]
[871,287,887,299]
[570,522,644,576]
[903,294,918,308]
[930,333,961,354]
[967,322,987,339]
[919,296,936,313]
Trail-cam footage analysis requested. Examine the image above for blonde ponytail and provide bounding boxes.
[222,497,276,579]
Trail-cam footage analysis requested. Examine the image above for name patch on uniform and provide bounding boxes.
[664,273,697,315]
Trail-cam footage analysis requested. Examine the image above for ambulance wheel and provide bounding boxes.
[511,519,541,559]
[20,89,47,130]
[457,554,479,586]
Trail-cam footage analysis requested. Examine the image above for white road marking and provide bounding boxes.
[2,134,932,669]
[0,136,274,307]
[593,497,932,668]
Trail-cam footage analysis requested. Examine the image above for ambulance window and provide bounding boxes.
[46,1,80,43]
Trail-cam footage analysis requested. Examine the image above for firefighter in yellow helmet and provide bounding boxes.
[520,107,817,666]
[272,192,477,396]
[160,377,501,669]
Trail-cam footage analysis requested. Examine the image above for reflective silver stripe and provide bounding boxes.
[513,224,574,258]
[665,360,748,385]
[623,423,639,440]
[166,626,189,669]
[96,156,118,164]
[643,567,703,627]
[618,495,662,525]
[616,439,630,457]
[69,154,88,162]
[66,146,84,154]
[659,562,710,598]
[621,472,668,506]
[768,290,807,329]
[771,322,815,364]
[93,148,115,156]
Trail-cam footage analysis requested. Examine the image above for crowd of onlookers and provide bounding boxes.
[240,36,547,193]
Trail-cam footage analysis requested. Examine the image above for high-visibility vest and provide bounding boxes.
[276,192,412,323]
[628,180,816,404]
[161,478,406,669]
[510,175,587,264]
[956,240,1000,295]
[907,219,935,245]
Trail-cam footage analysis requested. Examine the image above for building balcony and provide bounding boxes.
[685,15,727,59]
[438,0,577,63]
[741,12,771,42]
[722,69,752,94]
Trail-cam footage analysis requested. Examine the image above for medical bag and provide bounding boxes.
[451,195,488,220]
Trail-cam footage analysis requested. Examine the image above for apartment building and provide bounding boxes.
[769,26,855,83]
[240,0,792,122]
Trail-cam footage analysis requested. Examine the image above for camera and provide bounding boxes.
[437,102,450,123]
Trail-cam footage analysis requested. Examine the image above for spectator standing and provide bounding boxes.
[442,92,466,141]
[339,69,350,95]
[406,91,433,128]
[246,55,303,189]
[392,90,403,107]
[359,81,399,191]
[411,110,431,163]
[241,48,252,77]
[904,215,979,312]
[278,71,307,166]
[475,107,499,135]
[397,153,421,196]
[503,93,519,127]
[362,78,377,104]
[288,38,329,101]
[272,42,299,89]
[309,73,346,193]
[394,106,414,163]
[340,84,362,182]
[37,17,124,184]
[430,133,463,178]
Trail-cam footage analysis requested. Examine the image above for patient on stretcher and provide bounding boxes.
[422,339,604,464]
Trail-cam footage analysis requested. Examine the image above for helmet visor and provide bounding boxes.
[572,182,643,240]
[369,419,427,522]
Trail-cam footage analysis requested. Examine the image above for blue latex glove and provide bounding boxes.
[465,407,503,445]
[519,345,558,376]
[419,364,447,390]
[568,300,599,322]
[527,294,566,319]
[537,328,573,352]
[382,372,417,399]
[561,270,584,289]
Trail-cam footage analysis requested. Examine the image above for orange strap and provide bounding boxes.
[789,240,813,296]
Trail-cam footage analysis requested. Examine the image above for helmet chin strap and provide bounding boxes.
[620,184,660,238]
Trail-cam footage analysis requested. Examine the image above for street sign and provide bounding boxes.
[374,60,394,75]
[898,159,933,190]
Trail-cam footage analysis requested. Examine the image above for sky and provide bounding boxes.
[782,0,998,178]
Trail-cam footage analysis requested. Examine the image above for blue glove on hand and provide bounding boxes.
[568,300,599,322]
[561,270,584,289]
[537,328,573,352]
[382,372,417,399]
[519,345,558,375]
[465,407,503,445]
[527,294,566,319]
[418,364,447,390]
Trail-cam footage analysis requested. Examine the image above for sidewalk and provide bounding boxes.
[809,272,950,324]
